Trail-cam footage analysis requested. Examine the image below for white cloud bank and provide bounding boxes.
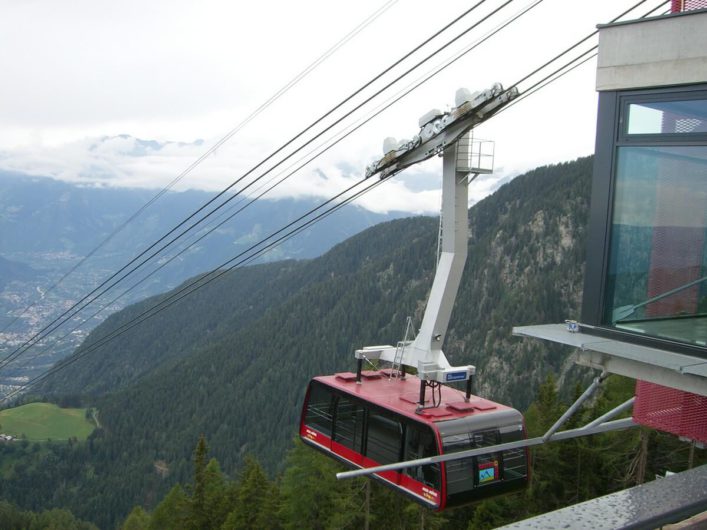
[0,0,642,213]
[0,134,445,213]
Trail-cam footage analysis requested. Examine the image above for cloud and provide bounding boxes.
[0,0,622,219]
[0,128,536,217]
[0,134,450,213]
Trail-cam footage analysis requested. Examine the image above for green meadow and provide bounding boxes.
[0,403,95,441]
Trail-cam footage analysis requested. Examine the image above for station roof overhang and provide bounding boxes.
[513,323,707,397]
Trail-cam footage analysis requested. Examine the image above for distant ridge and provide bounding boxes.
[0,255,36,291]
[22,156,593,528]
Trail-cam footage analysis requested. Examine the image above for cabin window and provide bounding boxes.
[443,429,501,494]
[366,410,403,464]
[305,382,334,437]
[333,395,365,453]
[499,426,527,480]
[404,423,441,490]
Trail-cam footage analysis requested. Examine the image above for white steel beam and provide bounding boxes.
[337,417,637,480]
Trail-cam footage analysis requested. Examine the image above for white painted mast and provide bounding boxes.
[354,83,518,394]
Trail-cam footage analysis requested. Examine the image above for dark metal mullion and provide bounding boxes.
[582,90,619,324]
[331,394,340,442]
[362,407,369,457]
[398,423,407,465]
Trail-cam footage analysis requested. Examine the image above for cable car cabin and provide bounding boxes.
[300,371,529,511]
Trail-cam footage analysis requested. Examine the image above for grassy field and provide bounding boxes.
[0,402,95,441]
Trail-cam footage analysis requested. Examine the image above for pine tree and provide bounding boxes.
[221,455,278,530]
[524,373,567,513]
[149,484,189,530]
[188,434,209,530]
[120,506,150,530]
[203,458,230,529]
[279,439,364,530]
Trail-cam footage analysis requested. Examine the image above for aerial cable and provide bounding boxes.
[307,0,545,155]
[0,0,494,361]
[0,175,387,403]
[511,0,660,91]
[1,0,657,397]
[71,0,664,342]
[0,0,398,337]
[8,0,658,385]
[45,0,543,347]
[2,0,654,376]
[498,0,669,115]
[11,139,373,370]
[499,52,599,116]
[518,46,599,96]
[7,0,551,373]
[3,0,553,376]
[182,0,545,260]
[363,0,545,117]
[0,0,509,370]
[11,166,385,379]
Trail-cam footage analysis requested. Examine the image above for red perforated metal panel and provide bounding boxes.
[672,0,707,11]
[633,380,707,444]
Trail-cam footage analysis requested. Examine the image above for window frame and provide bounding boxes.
[581,83,707,358]
[304,381,442,489]
[619,90,707,143]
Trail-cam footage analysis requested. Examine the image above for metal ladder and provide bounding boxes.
[390,316,415,378]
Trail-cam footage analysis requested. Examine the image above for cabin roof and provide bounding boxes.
[314,371,518,426]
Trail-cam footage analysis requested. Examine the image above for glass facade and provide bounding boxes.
[602,92,707,348]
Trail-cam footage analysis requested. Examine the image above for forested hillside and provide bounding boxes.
[0,171,403,389]
[4,156,598,527]
[0,499,97,530]
[115,376,703,530]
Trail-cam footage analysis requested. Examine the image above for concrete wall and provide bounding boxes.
[596,11,707,91]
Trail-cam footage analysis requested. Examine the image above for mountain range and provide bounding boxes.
[0,171,404,385]
[2,156,593,528]
[0,170,404,284]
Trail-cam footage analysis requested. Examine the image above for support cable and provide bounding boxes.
[1,175,387,403]
[23,0,543,369]
[8,0,549,372]
[0,0,398,336]
[495,1,668,115]
[496,49,599,118]
[0,0,665,388]
[510,0,659,90]
[0,0,500,370]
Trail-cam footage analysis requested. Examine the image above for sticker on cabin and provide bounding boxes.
[478,461,499,484]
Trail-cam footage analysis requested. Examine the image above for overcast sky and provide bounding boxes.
[0,0,665,213]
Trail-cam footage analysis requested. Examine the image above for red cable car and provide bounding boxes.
[300,371,529,510]
[300,85,528,510]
